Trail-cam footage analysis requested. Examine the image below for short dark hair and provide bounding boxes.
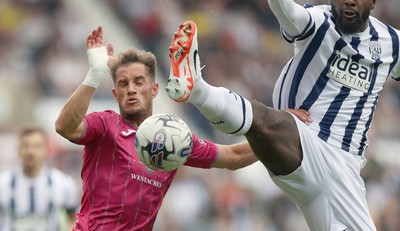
[19,125,46,140]
[111,48,157,84]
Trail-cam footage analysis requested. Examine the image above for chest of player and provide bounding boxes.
[100,126,176,189]
[319,29,395,94]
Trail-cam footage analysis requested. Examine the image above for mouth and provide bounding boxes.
[126,98,139,105]
[342,9,357,19]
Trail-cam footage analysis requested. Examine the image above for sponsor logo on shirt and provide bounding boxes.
[122,129,136,137]
[131,173,162,188]
[327,52,372,93]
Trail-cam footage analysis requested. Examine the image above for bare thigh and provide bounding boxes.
[245,100,303,175]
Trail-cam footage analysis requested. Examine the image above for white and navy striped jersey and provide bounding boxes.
[0,167,78,231]
[272,5,400,156]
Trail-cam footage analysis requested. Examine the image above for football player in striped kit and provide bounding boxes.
[0,126,78,231]
[166,0,400,230]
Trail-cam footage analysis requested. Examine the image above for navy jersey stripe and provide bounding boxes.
[288,13,330,108]
[10,173,16,216]
[29,185,35,213]
[300,39,348,110]
[357,95,378,155]
[341,95,368,152]
[318,87,351,141]
[350,37,361,52]
[278,58,294,109]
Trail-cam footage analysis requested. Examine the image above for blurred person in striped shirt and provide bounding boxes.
[0,125,78,231]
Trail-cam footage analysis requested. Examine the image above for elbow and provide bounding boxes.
[227,165,240,171]
[55,119,68,138]
[225,161,242,171]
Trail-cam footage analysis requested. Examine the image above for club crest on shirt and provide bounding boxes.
[369,41,381,61]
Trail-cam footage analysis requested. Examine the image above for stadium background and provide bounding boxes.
[1,0,400,230]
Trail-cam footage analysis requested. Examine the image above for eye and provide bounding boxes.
[135,78,145,85]
[118,80,128,86]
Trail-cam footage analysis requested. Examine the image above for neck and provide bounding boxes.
[121,112,152,127]
[23,166,42,178]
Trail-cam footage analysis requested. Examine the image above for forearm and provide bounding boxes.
[229,142,258,170]
[213,141,258,170]
[55,84,96,140]
[268,0,310,37]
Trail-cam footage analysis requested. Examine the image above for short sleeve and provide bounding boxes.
[73,111,111,145]
[390,57,400,81]
[184,134,218,169]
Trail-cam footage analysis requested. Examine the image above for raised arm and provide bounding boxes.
[55,26,114,141]
[268,0,311,37]
[212,141,258,170]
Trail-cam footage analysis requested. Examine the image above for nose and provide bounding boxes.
[127,83,136,94]
[344,0,356,7]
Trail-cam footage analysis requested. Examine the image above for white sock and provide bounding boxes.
[188,78,253,136]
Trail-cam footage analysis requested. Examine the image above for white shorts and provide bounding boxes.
[270,115,376,231]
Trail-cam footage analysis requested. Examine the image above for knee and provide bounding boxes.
[249,100,294,135]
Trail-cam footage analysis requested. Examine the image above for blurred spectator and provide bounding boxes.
[0,125,78,231]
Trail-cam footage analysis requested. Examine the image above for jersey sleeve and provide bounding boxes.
[390,31,400,80]
[73,111,110,145]
[184,134,218,169]
[391,65,400,80]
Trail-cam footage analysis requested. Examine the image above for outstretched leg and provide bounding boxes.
[166,21,302,175]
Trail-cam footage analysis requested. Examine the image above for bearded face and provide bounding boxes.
[331,0,372,33]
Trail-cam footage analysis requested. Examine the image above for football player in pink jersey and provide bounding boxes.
[54,26,259,231]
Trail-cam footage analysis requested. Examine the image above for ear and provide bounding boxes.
[111,88,118,102]
[371,0,376,9]
[152,82,159,99]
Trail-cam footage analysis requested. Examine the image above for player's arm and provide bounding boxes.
[268,0,311,37]
[55,26,114,141]
[212,141,258,170]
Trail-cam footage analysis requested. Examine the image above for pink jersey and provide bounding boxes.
[72,110,218,231]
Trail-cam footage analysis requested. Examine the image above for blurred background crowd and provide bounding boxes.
[1,0,400,230]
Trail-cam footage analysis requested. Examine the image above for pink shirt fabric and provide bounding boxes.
[72,110,218,231]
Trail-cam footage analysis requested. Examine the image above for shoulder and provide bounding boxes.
[305,4,332,25]
[85,110,121,127]
[87,110,119,119]
[48,169,75,186]
[370,16,400,34]
[0,170,13,185]
[306,4,331,14]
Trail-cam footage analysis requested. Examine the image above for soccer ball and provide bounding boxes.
[135,113,193,171]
